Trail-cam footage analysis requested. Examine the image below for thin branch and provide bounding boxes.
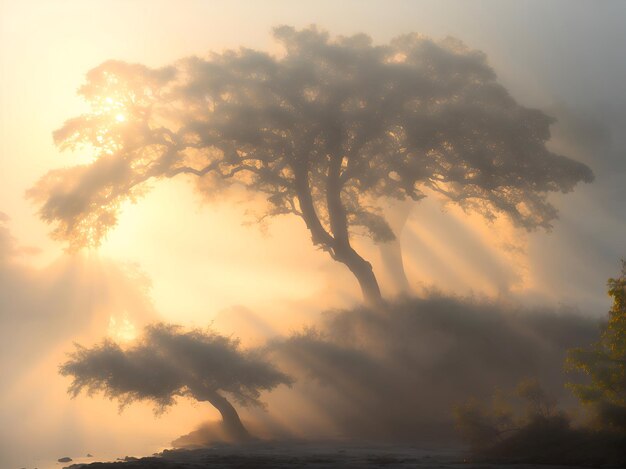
[165,161,220,177]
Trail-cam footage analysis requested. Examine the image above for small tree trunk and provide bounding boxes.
[203,390,252,442]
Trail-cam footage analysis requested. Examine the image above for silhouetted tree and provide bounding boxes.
[29,26,593,304]
[60,323,292,440]
[567,260,626,431]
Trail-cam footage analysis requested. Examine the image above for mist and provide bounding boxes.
[198,296,597,445]
[1,1,626,468]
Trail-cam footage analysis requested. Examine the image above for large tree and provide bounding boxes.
[60,323,292,441]
[29,26,593,304]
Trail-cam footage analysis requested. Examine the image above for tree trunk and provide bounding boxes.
[379,239,411,294]
[293,159,383,306]
[203,390,252,442]
[325,154,383,306]
[334,244,383,306]
[378,200,413,294]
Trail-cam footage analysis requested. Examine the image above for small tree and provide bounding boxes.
[29,26,593,304]
[567,261,626,431]
[60,323,292,440]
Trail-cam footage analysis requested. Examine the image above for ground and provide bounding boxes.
[60,441,600,469]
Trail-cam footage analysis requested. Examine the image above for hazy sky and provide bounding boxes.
[1,1,625,467]
[2,0,624,315]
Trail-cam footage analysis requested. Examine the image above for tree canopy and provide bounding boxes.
[567,261,626,432]
[29,26,593,303]
[60,323,291,439]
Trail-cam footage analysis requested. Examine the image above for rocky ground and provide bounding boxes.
[59,441,598,469]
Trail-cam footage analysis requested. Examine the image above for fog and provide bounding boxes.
[1,1,625,468]
[0,214,160,468]
[253,297,600,441]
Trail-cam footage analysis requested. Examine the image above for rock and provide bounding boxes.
[86,453,93,457]
[58,456,72,462]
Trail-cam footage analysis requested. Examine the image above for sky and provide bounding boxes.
[1,1,625,467]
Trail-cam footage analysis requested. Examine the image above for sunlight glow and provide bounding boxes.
[108,313,137,342]
[97,96,127,123]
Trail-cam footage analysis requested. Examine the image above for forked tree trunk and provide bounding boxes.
[201,390,252,442]
[326,155,384,307]
[294,161,383,306]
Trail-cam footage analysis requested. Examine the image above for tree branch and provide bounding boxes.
[165,161,221,177]
[326,154,350,247]
[293,164,335,251]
